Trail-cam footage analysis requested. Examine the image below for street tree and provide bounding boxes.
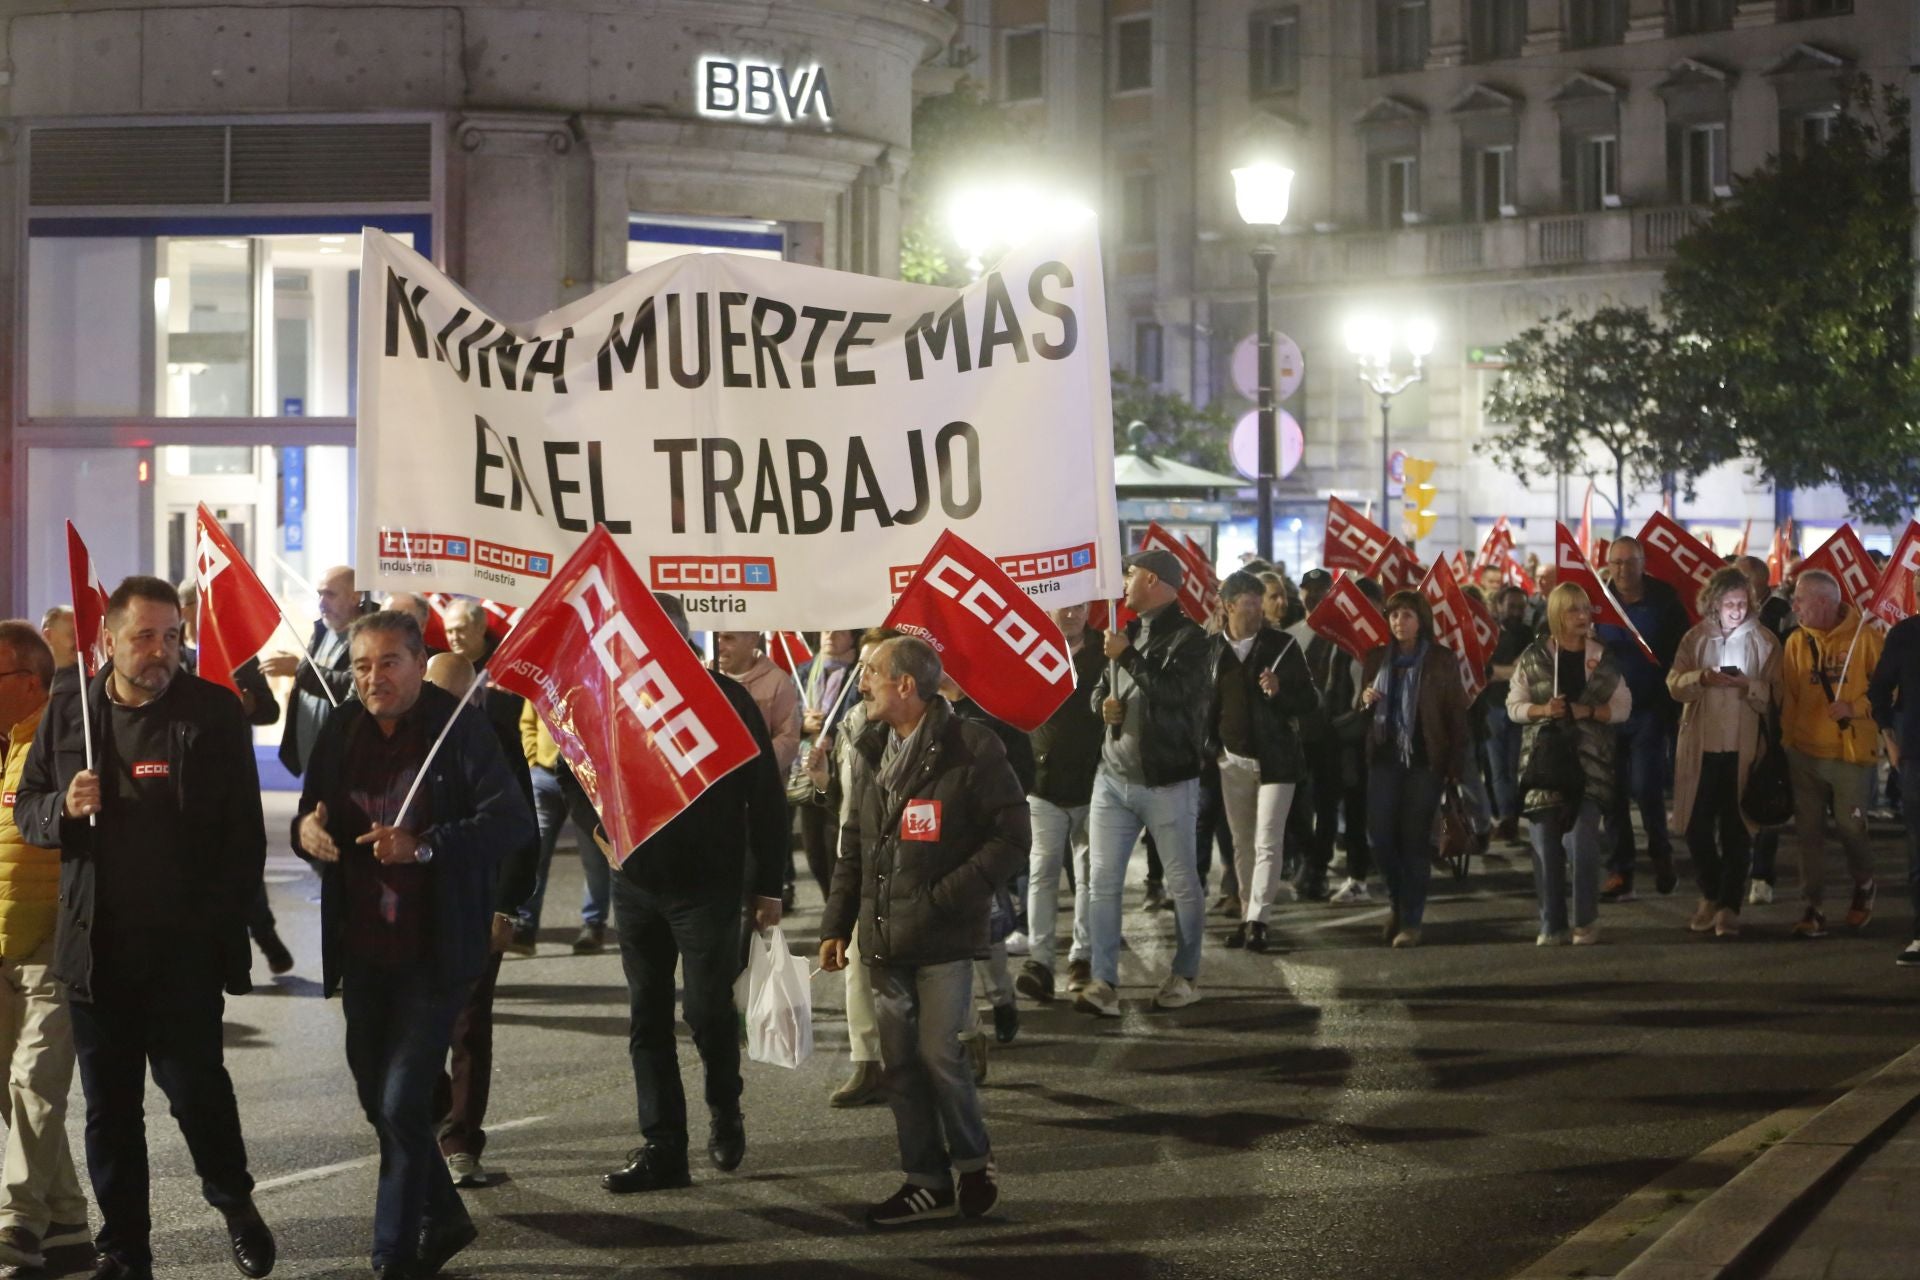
[1112,369,1237,474]
[1661,78,1920,524]
[1478,306,1731,535]
[900,76,1025,286]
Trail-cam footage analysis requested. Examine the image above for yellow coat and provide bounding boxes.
[0,705,60,961]
[520,699,562,771]
[1779,607,1884,766]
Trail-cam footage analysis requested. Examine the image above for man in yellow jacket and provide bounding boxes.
[0,621,90,1272]
[1780,571,1885,938]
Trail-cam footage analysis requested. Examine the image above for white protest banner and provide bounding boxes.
[356,229,1120,629]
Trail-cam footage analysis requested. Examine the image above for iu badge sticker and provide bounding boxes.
[900,800,942,842]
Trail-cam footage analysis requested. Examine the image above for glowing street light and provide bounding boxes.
[1346,314,1435,528]
[1233,160,1297,561]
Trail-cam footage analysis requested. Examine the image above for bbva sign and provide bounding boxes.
[697,56,835,126]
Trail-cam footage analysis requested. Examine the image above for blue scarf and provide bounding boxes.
[1373,641,1427,767]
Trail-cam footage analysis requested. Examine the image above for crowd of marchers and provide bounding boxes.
[4,532,1920,1274]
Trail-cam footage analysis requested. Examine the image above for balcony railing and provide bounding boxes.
[1203,205,1713,290]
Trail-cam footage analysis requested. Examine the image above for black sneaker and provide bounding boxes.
[992,1002,1019,1044]
[867,1182,957,1228]
[1897,941,1920,968]
[1245,922,1270,954]
[957,1162,999,1218]
[1014,960,1054,1003]
[254,928,295,976]
[1224,923,1248,949]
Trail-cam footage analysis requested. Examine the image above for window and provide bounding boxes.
[1370,154,1420,227]
[1779,0,1851,17]
[1570,134,1619,210]
[1113,16,1153,93]
[1122,173,1158,245]
[1250,8,1301,95]
[1003,28,1044,102]
[1376,0,1429,74]
[1134,321,1165,383]
[1470,145,1516,220]
[1567,0,1626,48]
[1468,0,1526,62]
[1794,108,1838,153]
[1675,121,1728,204]
[28,227,414,419]
[1671,0,1734,34]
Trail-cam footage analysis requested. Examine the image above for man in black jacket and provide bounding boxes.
[15,576,275,1280]
[291,611,534,1280]
[260,564,362,777]
[1017,604,1105,1002]
[816,636,1027,1227]
[1869,615,1920,966]
[600,595,788,1198]
[1081,549,1212,1017]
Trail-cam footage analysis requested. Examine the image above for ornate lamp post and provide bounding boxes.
[1344,314,1435,525]
[1232,161,1296,561]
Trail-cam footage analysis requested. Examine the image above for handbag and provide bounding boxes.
[1742,707,1793,828]
[1520,716,1586,808]
[1434,782,1473,874]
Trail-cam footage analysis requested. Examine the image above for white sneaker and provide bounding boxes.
[1330,878,1371,905]
[447,1151,488,1187]
[1536,930,1570,946]
[1153,975,1201,1009]
[1572,924,1602,946]
[1003,931,1031,957]
[1074,978,1121,1018]
[1747,879,1775,906]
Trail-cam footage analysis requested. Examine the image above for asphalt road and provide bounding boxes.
[111,794,1920,1279]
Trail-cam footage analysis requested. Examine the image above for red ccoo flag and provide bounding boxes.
[767,631,814,675]
[1553,523,1656,663]
[64,521,111,678]
[1137,523,1212,625]
[1638,511,1720,624]
[1503,550,1537,595]
[884,529,1075,733]
[1867,520,1920,630]
[488,527,759,863]
[1449,549,1472,585]
[1799,524,1880,614]
[1304,571,1390,664]
[1367,538,1423,596]
[1324,496,1393,573]
[1473,517,1512,574]
[1767,519,1793,587]
[1419,556,1490,700]
[1181,535,1223,619]
[193,505,284,696]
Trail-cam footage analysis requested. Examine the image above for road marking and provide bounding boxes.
[255,1115,548,1192]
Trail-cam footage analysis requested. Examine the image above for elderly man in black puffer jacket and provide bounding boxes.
[817,635,1027,1230]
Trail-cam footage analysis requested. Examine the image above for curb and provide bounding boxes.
[1611,1041,1920,1280]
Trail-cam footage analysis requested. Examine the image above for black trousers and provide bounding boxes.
[1304,743,1344,876]
[612,877,744,1150]
[1342,744,1372,880]
[1687,751,1752,911]
[797,802,838,898]
[72,939,253,1267]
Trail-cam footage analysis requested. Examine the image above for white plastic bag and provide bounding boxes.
[744,925,814,1069]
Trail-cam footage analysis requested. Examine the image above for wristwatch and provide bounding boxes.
[415,839,435,865]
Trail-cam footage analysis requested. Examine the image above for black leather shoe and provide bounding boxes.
[1246,922,1270,954]
[373,1263,423,1280]
[416,1218,477,1277]
[91,1256,155,1280]
[602,1145,691,1193]
[225,1205,276,1278]
[708,1112,746,1173]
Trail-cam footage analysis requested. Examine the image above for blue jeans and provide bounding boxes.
[872,960,991,1191]
[1367,760,1443,928]
[1485,698,1522,823]
[522,763,611,928]
[1529,800,1603,934]
[341,959,472,1269]
[1087,770,1202,986]
[1608,709,1674,882]
[1025,796,1090,974]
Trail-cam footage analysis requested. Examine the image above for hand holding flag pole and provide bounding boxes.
[390,674,487,829]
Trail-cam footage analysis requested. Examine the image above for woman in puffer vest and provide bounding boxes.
[1507,582,1631,946]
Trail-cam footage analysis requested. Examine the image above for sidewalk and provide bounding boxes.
[1608,1040,1920,1280]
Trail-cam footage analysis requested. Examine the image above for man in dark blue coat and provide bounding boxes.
[292,611,534,1280]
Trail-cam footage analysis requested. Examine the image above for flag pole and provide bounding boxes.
[393,674,485,829]
[76,659,97,829]
[268,608,342,709]
[820,657,862,731]
[773,631,799,682]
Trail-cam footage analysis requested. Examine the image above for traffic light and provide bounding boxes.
[1404,456,1438,542]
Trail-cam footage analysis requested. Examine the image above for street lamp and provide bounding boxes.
[1345,313,1435,526]
[948,182,1095,281]
[1233,161,1296,562]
